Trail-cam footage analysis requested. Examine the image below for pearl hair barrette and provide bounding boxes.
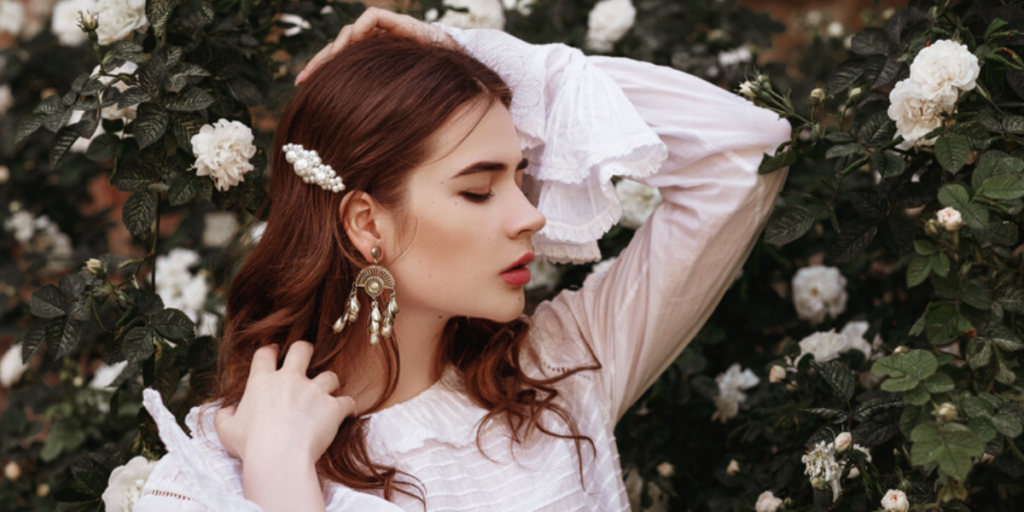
[282,143,346,193]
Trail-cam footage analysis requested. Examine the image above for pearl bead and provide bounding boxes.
[285,150,297,163]
[294,158,309,172]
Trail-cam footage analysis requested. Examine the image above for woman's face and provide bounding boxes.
[386,98,546,323]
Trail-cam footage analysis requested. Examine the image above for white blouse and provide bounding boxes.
[135,25,791,512]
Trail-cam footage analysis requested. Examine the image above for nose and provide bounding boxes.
[509,187,546,239]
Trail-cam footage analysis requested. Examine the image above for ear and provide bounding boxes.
[340,191,393,264]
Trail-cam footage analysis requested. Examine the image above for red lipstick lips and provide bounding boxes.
[500,252,534,286]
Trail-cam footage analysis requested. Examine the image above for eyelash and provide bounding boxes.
[461,191,494,203]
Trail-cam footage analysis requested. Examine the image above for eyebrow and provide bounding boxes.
[453,157,529,178]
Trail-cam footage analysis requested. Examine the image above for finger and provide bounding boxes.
[335,395,357,418]
[251,344,279,375]
[281,340,315,373]
[311,370,340,394]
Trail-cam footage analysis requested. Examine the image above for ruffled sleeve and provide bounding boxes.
[434,26,792,424]
[136,389,403,512]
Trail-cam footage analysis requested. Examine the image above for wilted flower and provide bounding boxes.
[711,364,760,423]
[834,432,852,453]
[881,489,909,512]
[101,456,158,512]
[93,0,148,45]
[726,459,740,476]
[936,207,964,232]
[755,490,783,512]
[769,365,787,383]
[435,0,505,30]
[791,265,848,325]
[1,343,28,388]
[190,118,258,192]
[802,441,842,502]
[616,179,662,229]
[584,0,635,53]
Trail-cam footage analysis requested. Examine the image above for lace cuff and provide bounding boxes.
[432,24,669,264]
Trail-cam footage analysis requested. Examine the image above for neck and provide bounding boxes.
[335,301,450,414]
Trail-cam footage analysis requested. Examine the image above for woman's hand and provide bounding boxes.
[294,7,462,85]
[214,341,356,466]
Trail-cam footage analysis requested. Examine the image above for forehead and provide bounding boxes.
[416,99,522,179]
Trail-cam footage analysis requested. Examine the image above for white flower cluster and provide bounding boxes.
[584,0,636,53]
[3,209,74,275]
[154,248,218,336]
[0,343,29,388]
[51,0,99,46]
[0,0,25,36]
[791,319,880,366]
[887,40,980,147]
[94,0,148,45]
[791,265,847,324]
[428,0,505,30]
[615,179,662,229]
[802,440,843,501]
[711,363,759,423]
[190,118,257,192]
[101,456,158,512]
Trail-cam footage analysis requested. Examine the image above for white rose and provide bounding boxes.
[755,490,783,512]
[202,211,240,247]
[89,361,128,389]
[190,118,257,192]
[101,456,158,512]
[584,0,636,53]
[93,0,148,45]
[277,13,310,37]
[616,179,662,229]
[794,330,848,364]
[791,265,848,324]
[834,432,852,453]
[769,365,787,383]
[726,459,740,476]
[91,61,139,121]
[435,0,505,30]
[838,320,873,360]
[936,206,964,232]
[717,46,752,68]
[0,0,25,36]
[887,79,945,147]
[656,462,674,478]
[881,489,909,512]
[739,80,758,100]
[524,258,564,292]
[711,364,760,423]
[51,0,99,46]
[909,40,980,105]
[0,84,13,118]
[826,21,844,39]
[1,343,29,388]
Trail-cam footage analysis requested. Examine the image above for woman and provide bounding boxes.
[136,8,791,512]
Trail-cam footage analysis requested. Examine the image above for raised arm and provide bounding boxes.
[434,25,791,424]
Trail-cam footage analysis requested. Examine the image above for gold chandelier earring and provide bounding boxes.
[332,246,399,347]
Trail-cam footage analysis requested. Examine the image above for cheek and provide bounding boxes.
[396,200,495,295]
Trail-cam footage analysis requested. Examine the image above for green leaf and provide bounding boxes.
[979,174,1024,200]
[122,326,155,364]
[907,255,932,288]
[827,221,876,264]
[901,350,938,380]
[991,414,1023,438]
[117,87,151,109]
[15,112,48,143]
[49,124,81,170]
[935,134,971,172]
[758,148,798,175]
[929,252,950,278]
[910,422,985,482]
[30,285,66,318]
[881,375,919,392]
[961,279,992,310]
[922,373,955,394]
[904,384,931,405]
[170,112,205,155]
[122,191,157,239]
[915,239,936,255]
[801,408,849,423]
[986,18,1011,42]
[133,103,169,150]
[858,111,897,146]
[45,315,83,359]
[967,340,993,369]
[168,174,198,206]
[872,353,907,377]
[164,86,215,111]
[810,360,855,401]
[21,323,47,363]
[826,143,865,159]
[873,150,905,178]
[138,55,167,98]
[86,133,121,163]
[152,308,194,340]
[147,0,179,38]
[827,58,866,96]
[852,396,905,422]
[938,183,971,209]
[926,303,972,346]
[850,28,891,55]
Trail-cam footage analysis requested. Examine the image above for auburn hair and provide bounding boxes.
[213,35,601,504]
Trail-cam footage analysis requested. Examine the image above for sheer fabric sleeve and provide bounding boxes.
[434,26,791,425]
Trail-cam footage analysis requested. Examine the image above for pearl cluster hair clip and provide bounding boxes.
[282,143,346,193]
